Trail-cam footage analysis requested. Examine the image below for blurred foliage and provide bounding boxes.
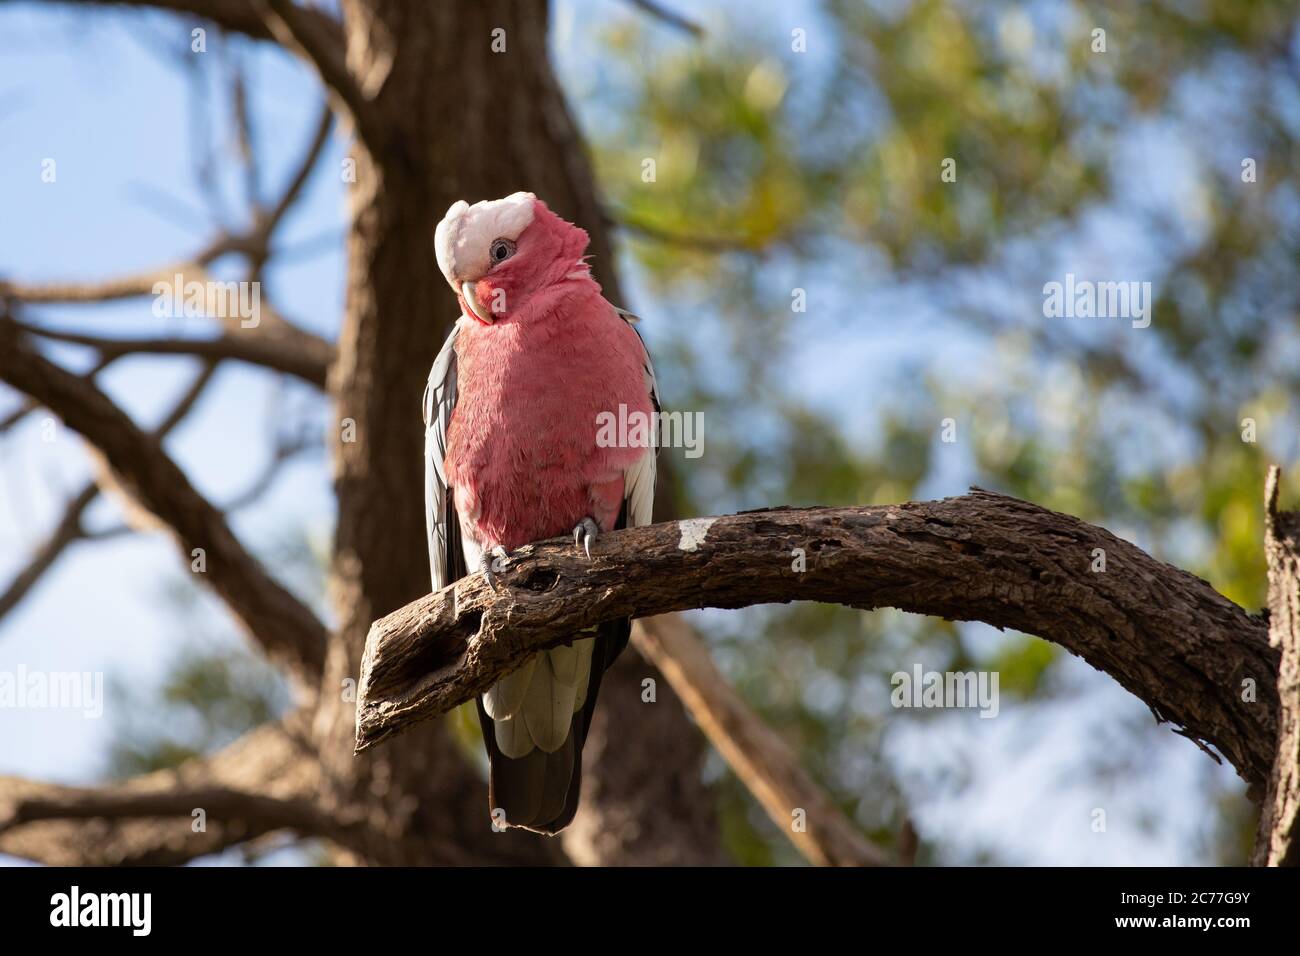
[585,0,1300,864]
[107,643,287,778]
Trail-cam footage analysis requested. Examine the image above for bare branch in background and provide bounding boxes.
[53,0,345,54]
[230,58,261,211]
[253,0,378,145]
[0,715,324,865]
[0,360,220,623]
[634,614,891,866]
[9,320,332,389]
[0,232,249,303]
[0,100,337,382]
[624,0,705,38]
[0,784,345,840]
[0,318,328,682]
[0,484,98,623]
[259,105,333,245]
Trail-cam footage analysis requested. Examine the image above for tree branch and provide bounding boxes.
[260,104,333,241]
[624,0,704,38]
[0,784,344,839]
[634,614,890,866]
[0,318,328,682]
[11,320,332,389]
[0,715,322,865]
[0,361,219,624]
[1253,465,1300,865]
[252,0,380,147]
[0,233,245,303]
[0,484,98,622]
[45,0,345,56]
[0,97,338,387]
[355,492,1279,796]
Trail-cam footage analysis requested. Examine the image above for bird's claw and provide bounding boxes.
[572,517,599,559]
[485,546,512,590]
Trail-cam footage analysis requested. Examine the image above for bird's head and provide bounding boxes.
[434,191,592,325]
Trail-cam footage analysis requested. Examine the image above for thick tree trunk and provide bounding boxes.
[315,0,723,864]
[1253,468,1300,866]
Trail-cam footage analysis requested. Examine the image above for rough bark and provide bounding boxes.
[357,492,1279,791]
[1252,467,1300,865]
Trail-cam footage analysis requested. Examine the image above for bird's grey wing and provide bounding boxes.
[615,306,659,528]
[424,320,465,592]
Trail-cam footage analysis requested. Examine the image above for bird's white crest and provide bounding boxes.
[434,191,536,291]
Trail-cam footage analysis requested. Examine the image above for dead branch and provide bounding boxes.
[0,484,98,622]
[11,320,332,389]
[0,361,219,623]
[253,0,379,145]
[55,0,345,56]
[356,491,1279,796]
[625,0,705,38]
[0,318,328,681]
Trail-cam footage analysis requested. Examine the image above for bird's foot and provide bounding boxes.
[484,545,513,590]
[572,517,599,559]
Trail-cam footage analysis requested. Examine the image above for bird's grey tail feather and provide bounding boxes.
[476,617,628,835]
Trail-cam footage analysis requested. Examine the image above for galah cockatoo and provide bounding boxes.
[425,191,659,834]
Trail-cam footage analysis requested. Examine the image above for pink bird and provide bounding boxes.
[425,192,659,833]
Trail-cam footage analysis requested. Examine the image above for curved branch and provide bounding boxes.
[261,104,334,239]
[12,321,332,389]
[0,484,98,622]
[356,491,1279,793]
[0,361,219,625]
[0,318,328,682]
[0,94,338,387]
[0,242,239,304]
[253,0,380,147]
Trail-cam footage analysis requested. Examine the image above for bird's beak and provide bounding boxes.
[461,281,492,323]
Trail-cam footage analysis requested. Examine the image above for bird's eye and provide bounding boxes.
[489,238,516,264]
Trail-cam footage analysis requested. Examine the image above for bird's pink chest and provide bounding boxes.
[445,299,651,551]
